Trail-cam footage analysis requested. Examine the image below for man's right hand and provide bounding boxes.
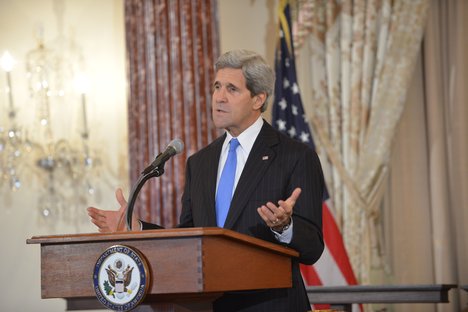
[87,188,137,232]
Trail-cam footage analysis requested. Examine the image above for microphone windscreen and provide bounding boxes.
[168,138,184,154]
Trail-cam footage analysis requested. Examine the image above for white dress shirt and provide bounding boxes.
[216,116,293,243]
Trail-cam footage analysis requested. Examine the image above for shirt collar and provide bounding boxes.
[223,116,264,154]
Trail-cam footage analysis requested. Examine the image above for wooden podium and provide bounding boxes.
[27,227,298,311]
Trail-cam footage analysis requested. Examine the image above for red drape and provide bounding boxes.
[125,0,220,227]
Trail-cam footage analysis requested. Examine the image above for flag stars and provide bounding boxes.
[300,131,310,143]
[279,98,287,110]
[285,58,290,67]
[276,119,287,131]
[288,126,296,138]
[292,105,298,115]
[283,78,290,89]
[291,83,299,94]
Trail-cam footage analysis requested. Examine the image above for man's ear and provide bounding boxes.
[253,93,267,110]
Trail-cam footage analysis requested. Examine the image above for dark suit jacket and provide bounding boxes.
[143,121,324,312]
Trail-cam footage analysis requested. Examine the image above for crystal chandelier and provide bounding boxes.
[0,29,102,226]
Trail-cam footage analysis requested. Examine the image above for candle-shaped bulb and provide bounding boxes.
[75,73,90,139]
[0,51,16,72]
[2,51,16,112]
[74,73,89,94]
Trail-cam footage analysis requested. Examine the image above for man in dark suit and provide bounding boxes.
[88,50,324,312]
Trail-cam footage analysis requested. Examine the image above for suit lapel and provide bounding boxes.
[224,122,279,229]
[204,134,225,226]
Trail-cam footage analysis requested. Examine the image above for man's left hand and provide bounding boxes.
[257,187,301,232]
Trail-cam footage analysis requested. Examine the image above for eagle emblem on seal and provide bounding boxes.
[104,258,134,296]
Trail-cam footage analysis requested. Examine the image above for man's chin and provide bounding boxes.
[212,119,228,130]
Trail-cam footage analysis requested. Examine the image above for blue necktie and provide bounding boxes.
[216,138,240,227]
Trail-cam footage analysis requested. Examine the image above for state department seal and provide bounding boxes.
[93,245,150,311]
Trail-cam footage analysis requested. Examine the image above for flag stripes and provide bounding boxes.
[272,2,359,310]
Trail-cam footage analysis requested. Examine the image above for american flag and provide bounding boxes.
[272,0,359,310]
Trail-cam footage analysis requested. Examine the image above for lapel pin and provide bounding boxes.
[262,156,269,160]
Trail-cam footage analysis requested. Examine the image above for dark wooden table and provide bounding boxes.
[307,284,457,312]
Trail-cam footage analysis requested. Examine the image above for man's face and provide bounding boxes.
[212,68,265,137]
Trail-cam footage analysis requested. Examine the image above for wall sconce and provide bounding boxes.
[0,50,28,191]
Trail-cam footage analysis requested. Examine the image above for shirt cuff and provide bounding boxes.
[271,218,293,244]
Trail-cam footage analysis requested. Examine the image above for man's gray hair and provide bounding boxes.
[215,50,275,112]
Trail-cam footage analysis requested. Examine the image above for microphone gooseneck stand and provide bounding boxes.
[125,166,165,231]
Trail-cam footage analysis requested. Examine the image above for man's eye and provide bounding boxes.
[227,86,237,92]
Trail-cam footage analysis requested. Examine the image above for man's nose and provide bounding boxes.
[214,88,227,102]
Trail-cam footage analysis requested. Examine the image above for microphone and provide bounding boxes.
[142,139,184,174]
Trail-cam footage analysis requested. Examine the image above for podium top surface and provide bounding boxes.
[27,227,299,258]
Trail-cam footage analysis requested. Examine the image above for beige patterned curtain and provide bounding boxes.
[383,0,468,311]
[125,0,219,227]
[292,0,429,283]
